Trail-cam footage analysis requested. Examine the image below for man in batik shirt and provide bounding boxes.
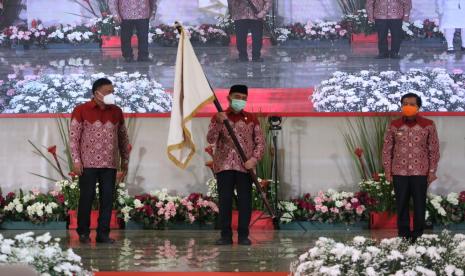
[228,0,271,62]
[382,93,440,242]
[207,85,265,245]
[367,0,412,59]
[70,78,130,244]
[109,0,157,62]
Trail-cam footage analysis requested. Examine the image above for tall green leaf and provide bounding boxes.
[341,115,391,180]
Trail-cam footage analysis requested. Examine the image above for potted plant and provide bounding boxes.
[279,190,369,230]
[0,189,67,229]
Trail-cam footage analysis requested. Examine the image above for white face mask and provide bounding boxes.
[100,93,115,105]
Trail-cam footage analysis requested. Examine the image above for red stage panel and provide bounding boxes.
[197,88,314,116]
[1,87,465,118]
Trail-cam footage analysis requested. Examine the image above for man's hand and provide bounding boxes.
[120,162,128,180]
[215,112,228,123]
[427,174,437,186]
[368,18,375,24]
[256,11,266,19]
[114,15,122,24]
[403,15,409,22]
[244,158,257,170]
[73,162,83,176]
[385,174,393,183]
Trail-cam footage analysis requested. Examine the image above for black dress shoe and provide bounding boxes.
[390,53,401,59]
[252,57,264,62]
[447,48,455,53]
[215,238,233,245]
[96,237,115,244]
[79,235,90,244]
[137,56,152,62]
[238,237,252,245]
[375,54,389,59]
[124,57,134,62]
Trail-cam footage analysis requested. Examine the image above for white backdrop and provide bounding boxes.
[1,116,464,197]
[26,0,441,27]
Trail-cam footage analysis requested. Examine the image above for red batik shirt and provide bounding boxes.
[366,0,412,20]
[109,0,157,20]
[227,0,272,20]
[207,109,265,174]
[382,116,440,179]
[70,100,130,169]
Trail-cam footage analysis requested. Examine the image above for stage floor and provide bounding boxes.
[0,229,459,272]
[1,43,463,90]
[1,43,465,115]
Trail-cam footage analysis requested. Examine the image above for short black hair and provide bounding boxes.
[92,78,112,95]
[401,93,422,108]
[229,84,248,95]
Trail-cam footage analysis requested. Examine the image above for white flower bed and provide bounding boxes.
[291,231,465,276]
[0,232,90,275]
[312,68,465,112]
[3,71,172,113]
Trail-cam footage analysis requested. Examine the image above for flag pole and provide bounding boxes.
[174,22,277,221]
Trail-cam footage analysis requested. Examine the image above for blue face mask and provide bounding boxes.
[231,99,246,112]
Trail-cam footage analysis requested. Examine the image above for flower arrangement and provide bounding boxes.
[279,189,368,224]
[190,24,229,46]
[123,189,219,228]
[2,25,33,46]
[178,193,219,224]
[360,174,465,225]
[90,14,120,36]
[149,24,229,47]
[359,173,396,213]
[149,24,179,46]
[55,179,130,213]
[427,192,465,225]
[0,232,90,275]
[312,68,465,112]
[1,71,172,114]
[402,19,443,40]
[340,9,376,35]
[273,21,348,43]
[1,190,66,224]
[205,177,270,211]
[46,24,97,44]
[0,14,447,48]
[215,15,234,35]
[291,231,465,276]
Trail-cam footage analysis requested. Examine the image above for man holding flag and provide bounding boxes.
[207,85,265,245]
[167,23,268,246]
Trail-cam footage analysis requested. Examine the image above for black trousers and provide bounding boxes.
[217,170,252,239]
[393,175,428,239]
[120,19,149,59]
[234,19,264,59]
[375,19,403,55]
[77,168,116,238]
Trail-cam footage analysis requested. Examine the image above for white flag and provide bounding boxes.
[167,26,215,169]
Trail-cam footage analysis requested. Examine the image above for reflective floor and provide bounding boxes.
[1,42,464,90]
[0,229,457,272]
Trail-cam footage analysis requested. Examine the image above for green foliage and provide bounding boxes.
[337,0,367,15]
[342,116,391,180]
